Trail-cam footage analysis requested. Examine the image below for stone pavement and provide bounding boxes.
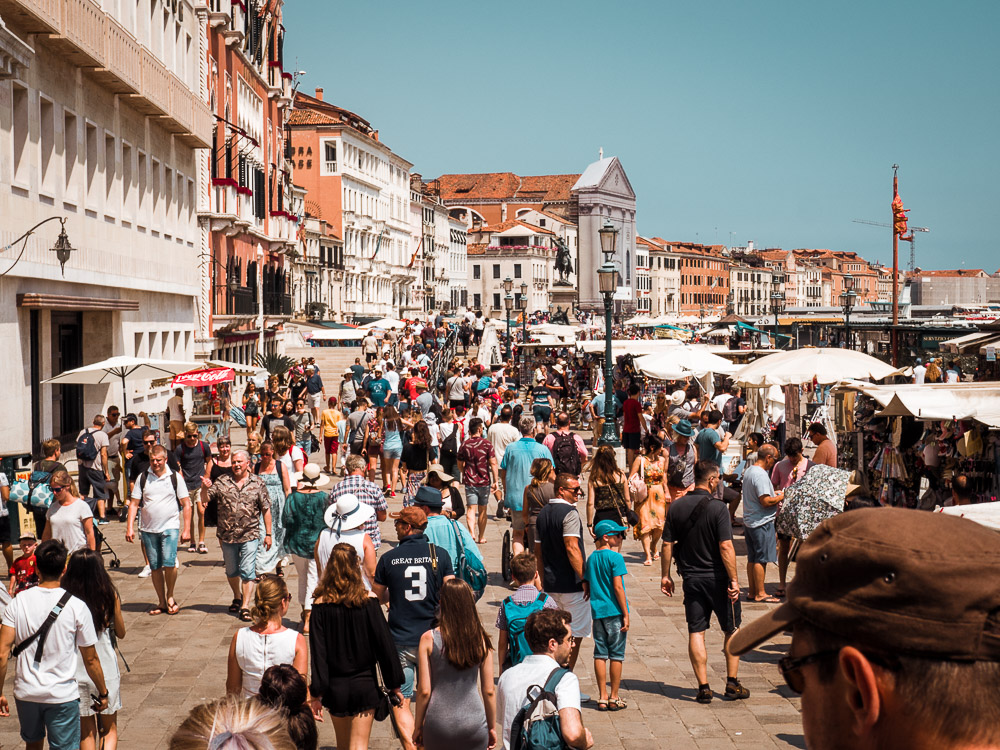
[0,443,806,748]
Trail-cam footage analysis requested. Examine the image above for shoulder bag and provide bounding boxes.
[628,458,648,503]
[611,480,640,528]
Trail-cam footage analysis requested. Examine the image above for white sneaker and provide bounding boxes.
[138,565,151,578]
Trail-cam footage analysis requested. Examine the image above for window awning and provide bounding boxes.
[16,294,139,311]
[940,330,1000,354]
[736,321,791,339]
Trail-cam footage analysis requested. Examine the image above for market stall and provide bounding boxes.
[171,367,238,442]
[830,380,1000,509]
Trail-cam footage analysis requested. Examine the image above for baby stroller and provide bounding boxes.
[83,496,122,569]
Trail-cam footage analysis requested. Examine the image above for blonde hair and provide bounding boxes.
[168,695,295,750]
[49,469,80,498]
[249,576,288,629]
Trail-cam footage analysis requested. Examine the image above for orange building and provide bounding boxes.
[199,0,296,362]
[653,240,730,316]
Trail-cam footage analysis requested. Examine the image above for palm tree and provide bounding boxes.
[254,352,297,383]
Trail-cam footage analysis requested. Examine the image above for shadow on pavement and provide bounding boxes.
[776,732,806,748]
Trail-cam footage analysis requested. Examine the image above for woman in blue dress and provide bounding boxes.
[255,440,291,575]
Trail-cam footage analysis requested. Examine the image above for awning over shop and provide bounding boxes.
[308,328,367,341]
[736,321,791,340]
[833,381,1000,429]
[939,330,1000,354]
[16,293,139,311]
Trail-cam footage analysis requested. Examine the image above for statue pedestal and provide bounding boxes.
[549,284,578,315]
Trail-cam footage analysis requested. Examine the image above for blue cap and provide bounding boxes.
[413,486,444,509]
[594,519,628,538]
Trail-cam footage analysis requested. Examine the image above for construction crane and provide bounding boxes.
[853,219,929,273]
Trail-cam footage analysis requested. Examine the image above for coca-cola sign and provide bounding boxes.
[171,367,235,388]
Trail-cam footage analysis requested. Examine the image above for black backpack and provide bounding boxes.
[76,429,99,463]
[441,423,461,458]
[722,396,740,424]
[551,432,581,476]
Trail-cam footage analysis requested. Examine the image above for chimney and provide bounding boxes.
[315,87,323,101]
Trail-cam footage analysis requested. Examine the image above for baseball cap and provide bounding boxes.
[19,531,37,542]
[594,520,627,538]
[397,506,427,528]
[729,507,1000,660]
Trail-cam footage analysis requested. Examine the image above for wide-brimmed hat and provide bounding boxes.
[344,368,354,375]
[552,363,564,374]
[673,419,694,438]
[413,486,444,509]
[299,463,331,489]
[323,494,376,533]
[729,507,1000,660]
[425,464,454,484]
[670,390,686,406]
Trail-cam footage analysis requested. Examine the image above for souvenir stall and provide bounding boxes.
[832,381,1000,509]
[170,367,236,442]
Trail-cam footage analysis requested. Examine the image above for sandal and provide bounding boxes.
[754,595,782,604]
[696,686,713,704]
[166,599,180,615]
[608,697,627,711]
[596,701,608,711]
[148,606,165,616]
[187,545,197,553]
[239,608,252,622]
[228,598,242,613]
[642,559,652,566]
[198,543,208,554]
[774,587,787,598]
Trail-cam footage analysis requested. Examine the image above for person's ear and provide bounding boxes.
[837,647,884,740]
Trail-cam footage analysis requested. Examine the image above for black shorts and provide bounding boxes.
[622,431,642,451]
[682,577,741,634]
[0,514,10,545]
[79,466,109,501]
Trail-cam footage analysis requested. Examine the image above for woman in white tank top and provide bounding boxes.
[315,495,377,589]
[226,576,308,698]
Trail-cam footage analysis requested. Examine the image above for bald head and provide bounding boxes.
[757,443,779,462]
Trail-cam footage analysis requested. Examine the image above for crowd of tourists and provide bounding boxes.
[1,320,998,750]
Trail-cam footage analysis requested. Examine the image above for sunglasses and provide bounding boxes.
[49,484,68,492]
[143,440,157,445]
[777,650,840,694]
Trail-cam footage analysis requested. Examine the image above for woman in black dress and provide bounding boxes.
[309,543,403,749]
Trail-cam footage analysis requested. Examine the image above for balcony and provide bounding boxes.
[236,190,255,227]
[207,0,230,27]
[54,0,105,67]
[0,0,60,35]
[95,17,140,93]
[264,293,292,316]
[225,287,255,316]
[223,0,245,46]
[135,46,170,115]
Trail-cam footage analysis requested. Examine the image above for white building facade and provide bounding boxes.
[640,237,681,316]
[730,263,774,318]
[467,220,556,316]
[0,0,211,454]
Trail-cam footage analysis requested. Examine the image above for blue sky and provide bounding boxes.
[284,1,999,271]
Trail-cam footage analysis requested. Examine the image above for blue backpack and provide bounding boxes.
[76,429,99,463]
[509,666,571,750]
[502,592,550,668]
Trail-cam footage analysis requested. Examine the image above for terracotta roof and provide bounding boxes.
[467,243,488,256]
[917,269,990,278]
[291,91,375,136]
[468,219,556,237]
[651,239,727,257]
[287,109,341,126]
[432,172,580,203]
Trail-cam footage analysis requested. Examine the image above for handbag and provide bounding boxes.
[611,481,640,528]
[10,470,54,509]
[628,458,648,503]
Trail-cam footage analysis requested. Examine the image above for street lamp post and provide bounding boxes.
[519,281,528,364]
[503,276,514,361]
[839,272,857,350]
[769,291,785,349]
[597,219,620,448]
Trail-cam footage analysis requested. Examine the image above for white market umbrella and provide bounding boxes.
[634,347,741,380]
[363,317,407,330]
[733,348,899,388]
[42,355,207,409]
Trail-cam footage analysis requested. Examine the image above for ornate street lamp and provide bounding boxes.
[597,219,620,448]
[2,217,75,276]
[769,291,785,349]
[504,292,514,361]
[839,272,857,350]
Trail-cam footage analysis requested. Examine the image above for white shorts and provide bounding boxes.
[308,392,323,410]
[550,590,593,638]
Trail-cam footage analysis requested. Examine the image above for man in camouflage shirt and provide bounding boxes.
[206,450,272,619]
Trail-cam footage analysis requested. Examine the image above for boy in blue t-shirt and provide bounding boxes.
[583,519,630,711]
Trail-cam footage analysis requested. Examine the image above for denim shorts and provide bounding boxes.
[140,529,180,571]
[532,405,551,424]
[221,539,260,581]
[593,615,627,661]
[466,485,491,506]
[382,444,403,460]
[397,647,418,699]
[16,698,80,749]
[744,521,778,564]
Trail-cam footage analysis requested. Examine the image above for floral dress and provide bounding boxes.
[256,467,286,573]
[636,456,667,536]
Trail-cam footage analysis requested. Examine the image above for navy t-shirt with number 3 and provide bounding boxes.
[374,532,453,649]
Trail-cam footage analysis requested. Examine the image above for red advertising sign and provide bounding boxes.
[171,367,235,388]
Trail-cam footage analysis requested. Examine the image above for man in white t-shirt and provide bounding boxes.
[102,405,124,518]
[126,445,191,615]
[497,608,592,750]
[78,415,111,519]
[912,358,927,385]
[166,387,186,449]
[0,538,108,748]
[384,361,400,406]
[488,406,522,463]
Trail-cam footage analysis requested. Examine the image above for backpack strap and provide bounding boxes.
[427,543,438,575]
[12,591,73,666]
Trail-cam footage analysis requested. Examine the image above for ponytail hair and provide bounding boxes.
[258,665,318,750]
[249,575,288,628]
